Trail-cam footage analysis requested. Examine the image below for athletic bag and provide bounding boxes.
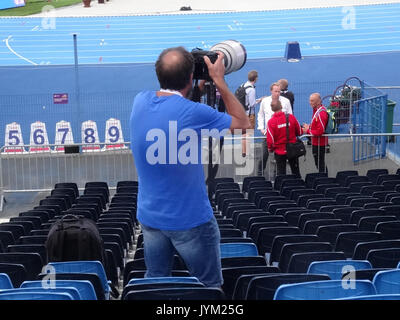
[46,214,105,264]
[285,114,306,160]
[235,84,253,111]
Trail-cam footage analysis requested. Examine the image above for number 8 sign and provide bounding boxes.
[81,120,101,152]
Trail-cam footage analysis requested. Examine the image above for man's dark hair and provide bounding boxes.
[155,46,194,90]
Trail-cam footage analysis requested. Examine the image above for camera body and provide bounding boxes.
[191,40,247,81]
[191,48,218,81]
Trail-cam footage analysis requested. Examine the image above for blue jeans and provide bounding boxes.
[140,216,223,287]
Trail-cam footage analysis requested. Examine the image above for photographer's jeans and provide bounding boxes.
[140,216,223,287]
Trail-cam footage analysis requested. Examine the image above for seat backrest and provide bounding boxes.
[307,260,372,280]
[242,176,266,193]
[0,253,43,281]
[366,248,400,268]
[47,261,109,297]
[335,231,383,258]
[0,263,27,287]
[123,287,226,300]
[353,240,400,260]
[21,279,97,300]
[0,273,13,289]
[345,175,370,187]
[274,174,298,191]
[0,291,74,300]
[305,172,328,188]
[220,243,259,258]
[287,251,346,273]
[221,256,267,268]
[246,274,330,300]
[372,269,400,294]
[366,169,389,184]
[349,209,386,225]
[358,216,397,232]
[221,266,279,300]
[336,170,359,186]
[269,235,320,265]
[316,224,359,245]
[256,227,301,255]
[303,219,343,235]
[278,242,333,273]
[273,279,376,300]
[375,221,400,240]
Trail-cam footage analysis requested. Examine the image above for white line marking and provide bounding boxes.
[3,35,38,65]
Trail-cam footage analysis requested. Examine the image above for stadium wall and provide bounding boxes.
[0,51,399,147]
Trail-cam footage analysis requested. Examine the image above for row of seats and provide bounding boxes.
[0,180,139,300]
[207,169,400,299]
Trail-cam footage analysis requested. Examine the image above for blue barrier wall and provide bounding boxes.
[0,51,399,147]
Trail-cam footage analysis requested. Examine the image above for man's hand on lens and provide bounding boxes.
[203,52,225,85]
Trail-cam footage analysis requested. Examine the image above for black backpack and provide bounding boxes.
[235,84,253,111]
[46,214,105,264]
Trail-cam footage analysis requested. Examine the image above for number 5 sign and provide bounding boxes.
[3,122,27,154]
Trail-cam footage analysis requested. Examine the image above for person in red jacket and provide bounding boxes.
[302,93,328,173]
[266,100,302,177]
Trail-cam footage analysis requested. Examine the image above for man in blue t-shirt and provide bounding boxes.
[130,46,249,287]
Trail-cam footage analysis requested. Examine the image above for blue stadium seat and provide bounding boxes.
[373,269,400,294]
[0,273,13,289]
[307,260,372,280]
[47,261,110,299]
[0,291,74,300]
[21,280,97,300]
[273,280,376,300]
[220,243,258,258]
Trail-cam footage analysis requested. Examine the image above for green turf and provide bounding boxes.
[0,0,84,16]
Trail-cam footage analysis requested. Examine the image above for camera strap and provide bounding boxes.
[159,89,183,97]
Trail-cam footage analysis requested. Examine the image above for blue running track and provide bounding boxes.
[0,3,400,66]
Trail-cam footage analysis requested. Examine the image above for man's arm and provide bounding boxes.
[257,100,266,134]
[204,54,249,131]
[247,87,257,109]
[282,97,293,115]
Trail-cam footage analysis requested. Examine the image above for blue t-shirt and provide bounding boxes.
[130,91,232,230]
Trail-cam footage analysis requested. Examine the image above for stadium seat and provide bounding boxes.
[256,227,301,256]
[123,287,226,300]
[375,221,400,240]
[366,169,389,184]
[244,274,331,300]
[366,248,400,268]
[373,269,400,294]
[335,232,383,258]
[221,266,279,300]
[21,280,97,300]
[307,260,372,280]
[287,252,346,273]
[278,242,333,273]
[220,243,259,258]
[273,279,376,300]
[0,291,74,300]
[353,240,400,260]
[47,261,110,299]
[0,273,13,289]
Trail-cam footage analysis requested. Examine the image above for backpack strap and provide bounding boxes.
[285,113,290,143]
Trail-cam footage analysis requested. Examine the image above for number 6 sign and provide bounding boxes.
[29,121,50,153]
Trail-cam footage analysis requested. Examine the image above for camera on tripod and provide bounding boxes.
[191,40,247,81]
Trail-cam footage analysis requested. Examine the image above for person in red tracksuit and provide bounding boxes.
[302,93,329,173]
[266,100,302,177]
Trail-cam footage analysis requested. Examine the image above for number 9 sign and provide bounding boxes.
[104,118,127,150]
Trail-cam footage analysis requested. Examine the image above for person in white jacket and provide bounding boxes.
[257,82,292,176]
